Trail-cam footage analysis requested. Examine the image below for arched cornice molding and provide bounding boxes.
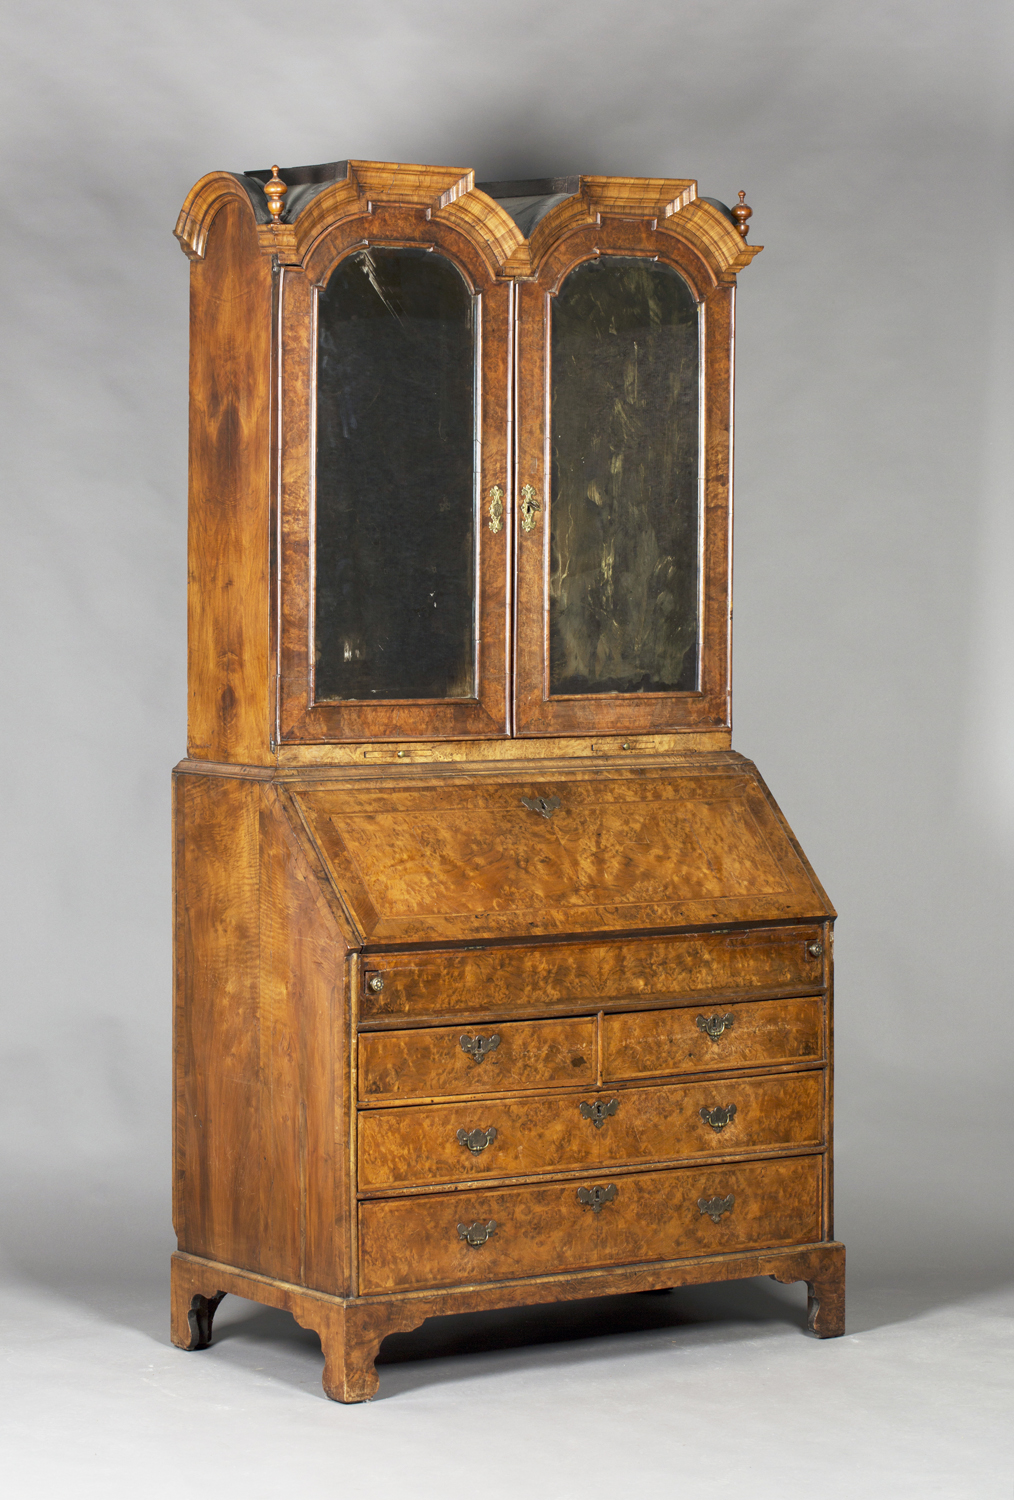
[174,172,256,261]
[432,189,525,279]
[520,177,760,283]
[257,162,526,277]
[663,199,762,283]
[175,163,760,283]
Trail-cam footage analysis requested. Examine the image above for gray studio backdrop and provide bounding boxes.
[1,0,1011,1314]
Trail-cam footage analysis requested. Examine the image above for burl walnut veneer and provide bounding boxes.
[171,159,844,1402]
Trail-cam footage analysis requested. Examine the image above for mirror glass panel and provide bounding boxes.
[549,255,700,696]
[314,248,476,702]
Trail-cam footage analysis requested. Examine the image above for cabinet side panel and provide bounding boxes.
[187,198,273,764]
[259,787,349,1295]
[175,773,350,1292]
[175,774,266,1269]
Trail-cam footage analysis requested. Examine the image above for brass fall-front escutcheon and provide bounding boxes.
[698,1194,734,1224]
[460,1033,500,1064]
[457,1126,497,1155]
[487,484,504,534]
[520,484,541,533]
[457,1220,497,1248]
[579,1099,619,1130]
[700,1103,737,1132]
[697,1013,734,1041]
[577,1184,617,1213]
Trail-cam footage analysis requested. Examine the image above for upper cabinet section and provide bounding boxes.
[177,161,760,763]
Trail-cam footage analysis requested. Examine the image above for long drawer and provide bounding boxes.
[360,925,826,1024]
[358,1071,824,1191]
[358,1154,824,1294]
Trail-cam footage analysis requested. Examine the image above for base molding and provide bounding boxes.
[171,1241,846,1403]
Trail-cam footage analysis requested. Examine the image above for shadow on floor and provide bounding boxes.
[204,1277,813,1399]
[2,1165,1011,1399]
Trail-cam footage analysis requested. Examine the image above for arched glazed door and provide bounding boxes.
[278,201,511,743]
[513,211,735,737]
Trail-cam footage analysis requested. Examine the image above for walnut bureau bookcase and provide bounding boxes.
[170,159,845,1401]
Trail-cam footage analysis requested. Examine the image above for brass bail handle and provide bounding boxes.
[457,1126,497,1155]
[457,1219,497,1248]
[698,1193,734,1223]
[700,1103,737,1132]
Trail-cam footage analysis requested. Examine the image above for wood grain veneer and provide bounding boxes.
[357,1070,824,1191]
[173,772,349,1292]
[602,996,825,1080]
[358,924,827,1025]
[358,1018,595,1101]
[292,758,834,946]
[358,1155,823,1294]
[172,161,841,1402]
[185,196,273,765]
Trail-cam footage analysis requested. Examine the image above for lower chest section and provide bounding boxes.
[354,924,832,1295]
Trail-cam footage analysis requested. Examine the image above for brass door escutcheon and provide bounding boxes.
[457,1126,497,1155]
[697,1013,734,1041]
[577,1183,617,1213]
[521,795,561,819]
[579,1099,619,1130]
[520,484,541,533]
[487,484,504,534]
[698,1194,734,1223]
[460,1033,500,1064]
[700,1103,737,1132]
[457,1219,497,1248]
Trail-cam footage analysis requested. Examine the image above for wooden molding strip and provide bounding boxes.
[175,162,762,283]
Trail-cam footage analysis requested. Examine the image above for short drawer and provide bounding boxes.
[358,1153,823,1294]
[360,925,826,1024]
[358,1070,824,1190]
[602,996,823,1081]
[358,1017,595,1102]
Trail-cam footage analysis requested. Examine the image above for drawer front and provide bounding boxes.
[358,1154,823,1293]
[360,925,826,1023]
[358,1071,824,1190]
[602,996,823,1081]
[358,1018,595,1102]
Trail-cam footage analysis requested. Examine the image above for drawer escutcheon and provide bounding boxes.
[699,1193,735,1223]
[460,1033,500,1064]
[579,1099,619,1130]
[697,1012,735,1041]
[577,1183,617,1213]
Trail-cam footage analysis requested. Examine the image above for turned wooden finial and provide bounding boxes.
[264,165,287,223]
[731,190,752,240]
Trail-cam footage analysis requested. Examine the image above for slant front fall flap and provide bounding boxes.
[288,753,834,945]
